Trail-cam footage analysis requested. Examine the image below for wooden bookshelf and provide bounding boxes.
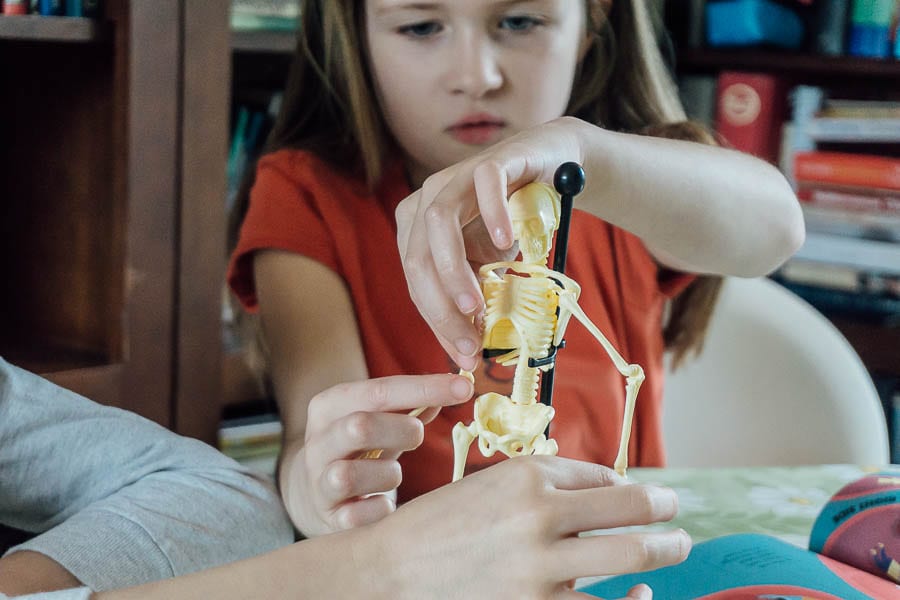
[0,15,111,43]
[0,0,229,444]
[677,49,900,82]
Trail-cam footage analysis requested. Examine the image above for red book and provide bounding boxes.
[715,71,788,163]
[796,184,900,214]
[794,151,900,192]
[2,0,29,14]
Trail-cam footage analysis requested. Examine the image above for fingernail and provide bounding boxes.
[652,486,678,515]
[494,227,510,248]
[456,293,478,314]
[675,529,692,555]
[450,376,474,400]
[457,355,477,371]
[455,337,477,356]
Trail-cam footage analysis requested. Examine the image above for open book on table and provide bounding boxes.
[582,471,900,599]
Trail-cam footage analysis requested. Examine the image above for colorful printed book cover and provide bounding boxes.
[580,472,900,599]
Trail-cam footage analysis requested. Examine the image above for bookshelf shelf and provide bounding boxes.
[0,337,108,375]
[0,15,111,44]
[231,30,295,54]
[677,49,900,81]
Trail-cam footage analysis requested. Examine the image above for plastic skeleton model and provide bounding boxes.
[451,163,644,482]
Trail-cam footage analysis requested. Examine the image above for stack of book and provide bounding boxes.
[230,0,299,32]
[774,98,900,321]
[226,92,281,215]
[218,413,282,477]
[667,0,900,59]
[1,0,102,16]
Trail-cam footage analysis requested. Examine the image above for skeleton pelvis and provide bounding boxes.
[471,392,556,458]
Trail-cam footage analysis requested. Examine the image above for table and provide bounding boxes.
[576,463,895,590]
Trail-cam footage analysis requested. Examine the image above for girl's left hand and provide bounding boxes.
[395,116,588,371]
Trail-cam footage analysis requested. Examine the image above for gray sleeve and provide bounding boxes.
[0,589,91,600]
[0,358,293,591]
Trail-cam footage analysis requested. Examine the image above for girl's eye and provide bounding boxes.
[498,15,541,32]
[398,21,442,38]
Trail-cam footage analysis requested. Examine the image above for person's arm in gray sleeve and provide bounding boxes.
[0,358,294,592]
[1,589,91,600]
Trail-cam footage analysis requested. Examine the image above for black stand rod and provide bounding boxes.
[539,163,585,434]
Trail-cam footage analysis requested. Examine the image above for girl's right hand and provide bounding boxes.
[280,373,474,537]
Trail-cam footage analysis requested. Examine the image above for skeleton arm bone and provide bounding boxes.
[555,286,644,476]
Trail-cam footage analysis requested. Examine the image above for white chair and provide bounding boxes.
[662,276,890,467]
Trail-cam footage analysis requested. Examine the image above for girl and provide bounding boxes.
[228,0,804,538]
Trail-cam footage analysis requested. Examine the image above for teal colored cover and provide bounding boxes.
[580,533,899,599]
[850,0,895,25]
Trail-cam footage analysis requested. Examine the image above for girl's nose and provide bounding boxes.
[446,35,503,98]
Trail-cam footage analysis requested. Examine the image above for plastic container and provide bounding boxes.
[706,0,805,49]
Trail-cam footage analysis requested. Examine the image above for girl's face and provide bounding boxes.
[365,0,586,187]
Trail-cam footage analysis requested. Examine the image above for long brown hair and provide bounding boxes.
[229,0,720,370]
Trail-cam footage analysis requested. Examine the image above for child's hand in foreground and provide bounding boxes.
[281,373,473,536]
[368,454,690,599]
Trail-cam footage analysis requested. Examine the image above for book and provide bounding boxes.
[804,117,900,143]
[705,0,805,49]
[2,0,29,14]
[230,0,300,32]
[798,184,900,215]
[775,259,900,298]
[582,471,900,598]
[810,0,851,56]
[715,71,788,164]
[777,259,864,293]
[36,0,63,15]
[65,0,102,18]
[820,100,900,119]
[800,201,900,245]
[847,0,895,58]
[793,230,900,276]
[774,279,900,320]
[218,412,282,476]
[678,74,717,127]
[794,151,900,192]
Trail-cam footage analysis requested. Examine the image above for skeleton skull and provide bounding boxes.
[509,183,560,265]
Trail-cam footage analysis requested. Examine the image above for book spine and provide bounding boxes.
[777,259,862,292]
[2,0,29,14]
[794,230,900,275]
[797,185,900,214]
[678,74,717,127]
[38,0,64,16]
[848,0,894,58]
[775,280,900,319]
[794,151,900,191]
[715,71,787,164]
[811,0,850,56]
[804,117,900,143]
[687,0,706,48]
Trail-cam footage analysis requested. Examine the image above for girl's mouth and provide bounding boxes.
[447,114,506,145]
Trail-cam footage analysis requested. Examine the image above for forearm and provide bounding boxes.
[94,529,383,600]
[576,122,804,276]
